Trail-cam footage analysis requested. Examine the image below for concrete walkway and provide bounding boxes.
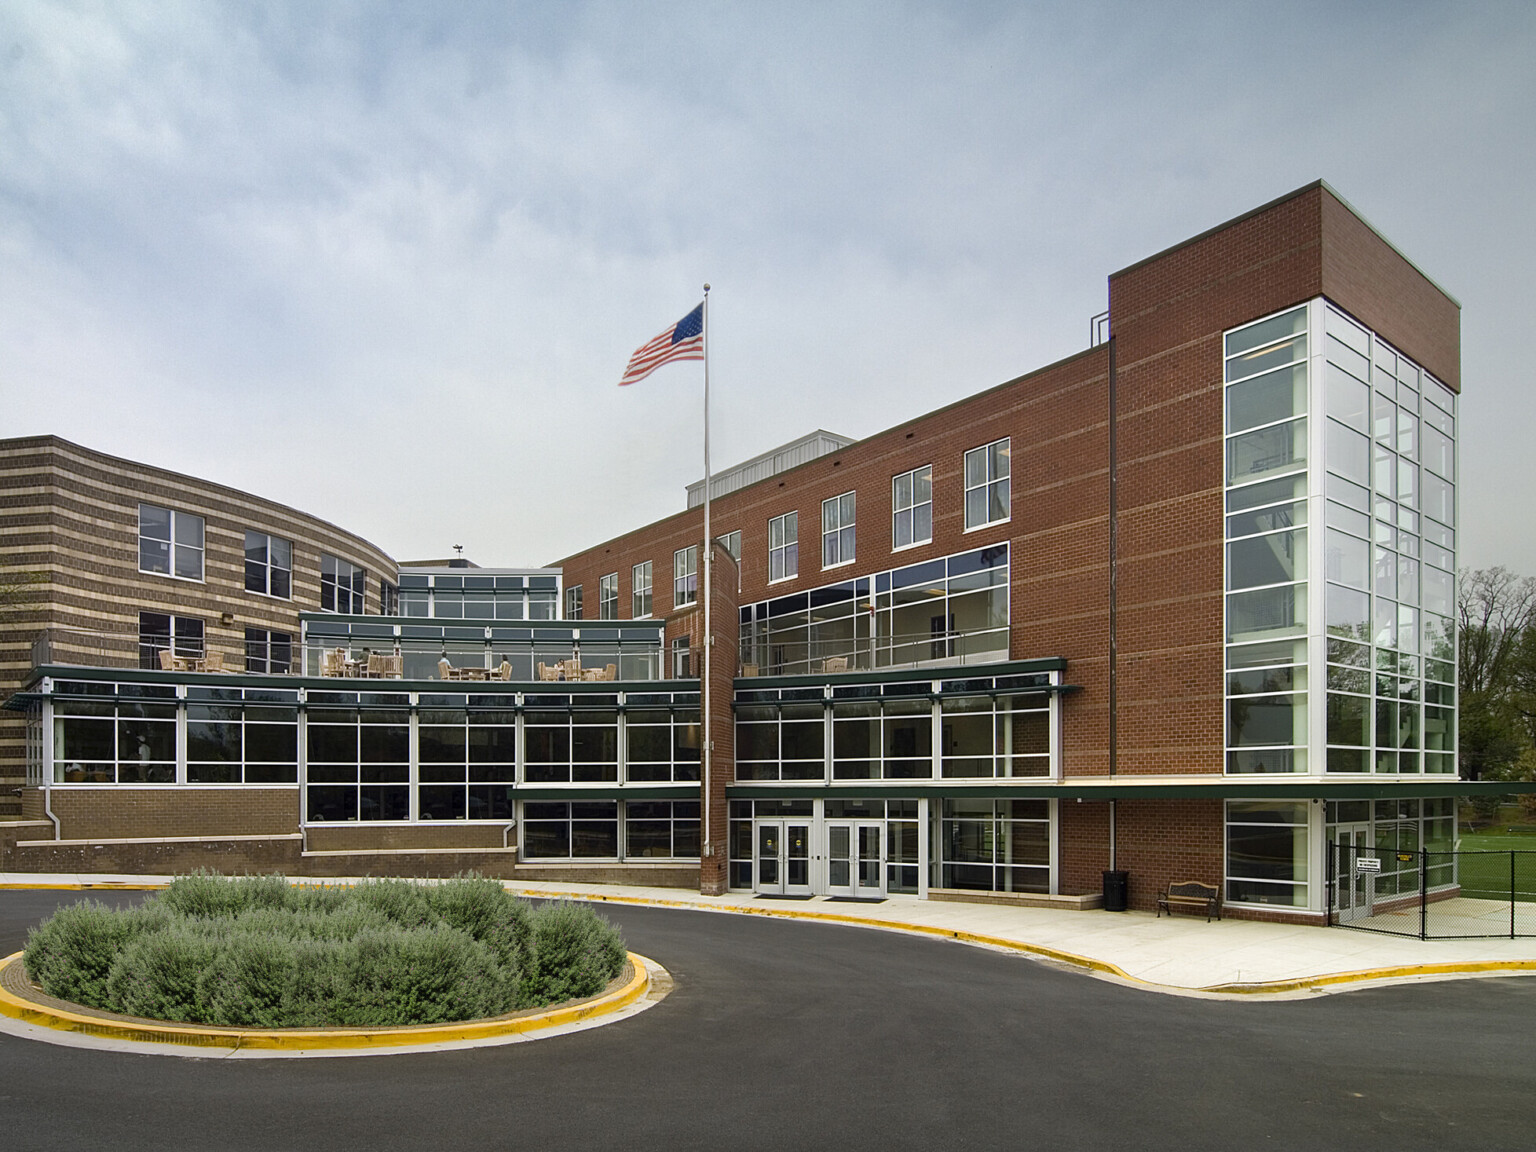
[8,872,1536,997]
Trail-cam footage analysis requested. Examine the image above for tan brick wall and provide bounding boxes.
[44,787,301,840]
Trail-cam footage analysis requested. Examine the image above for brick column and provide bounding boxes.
[699,540,738,895]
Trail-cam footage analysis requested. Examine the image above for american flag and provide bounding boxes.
[619,302,705,386]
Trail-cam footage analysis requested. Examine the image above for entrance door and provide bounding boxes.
[756,821,812,895]
[827,821,885,898]
[1335,825,1374,922]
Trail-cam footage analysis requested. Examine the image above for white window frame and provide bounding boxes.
[674,545,699,608]
[598,573,618,620]
[139,503,205,582]
[892,465,933,550]
[717,530,741,562]
[244,530,293,599]
[566,584,584,620]
[632,560,653,619]
[321,554,367,614]
[822,491,856,569]
[963,438,1011,530]
[769,512,798,583]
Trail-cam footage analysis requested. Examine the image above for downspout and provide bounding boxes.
[44,780,61,840]
[1107,332,1119,872]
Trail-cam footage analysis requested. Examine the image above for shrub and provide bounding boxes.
[522,901,627,1007]
[105,927,223,1024]
[24,900,169,1009]
[20,876,625,1028]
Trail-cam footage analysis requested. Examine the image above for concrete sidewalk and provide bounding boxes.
[8,872,1536,997]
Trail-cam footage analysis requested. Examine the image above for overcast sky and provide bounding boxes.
[2,1,1532,576]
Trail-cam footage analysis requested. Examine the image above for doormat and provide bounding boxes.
[826,897,887,904]
[755,894,816,901]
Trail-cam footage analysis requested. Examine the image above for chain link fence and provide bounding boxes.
[1330,840,1536,938]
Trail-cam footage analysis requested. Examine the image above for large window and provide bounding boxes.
[940,799,1050,893]
[139,504,204,581]
[599,573,618,620]
[674,545,698,608]
[524,706,619,783]
[1225,800,1309,907]
[831,697,932,779]
[321,555,367,614]
[244,531,292,598]
[624,704,701,781]
[52,689,177,784]
[1225,305,1309,775]
[940,693,1051,777]
[625,801,701,858]
[735,700,826,781]
[632,561,653,618]
[243,628,292,674]
[566,585,583,620]
[522,801,619,858]
[138,612,203,670]
[305,700,410,822]
[186,688,299,783]
[822,492,856,568]
[769,512,798,582]
[892,465,932,549]
[380,579,400,617]
[963,439,1010,529]
[416,702,517,820]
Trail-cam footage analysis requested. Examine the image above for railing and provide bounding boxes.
[28,628,663,682]
[738,626,1010,678]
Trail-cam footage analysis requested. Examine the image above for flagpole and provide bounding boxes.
[701,283,712,865]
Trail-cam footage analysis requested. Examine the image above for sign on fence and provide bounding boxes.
[1354,856,1382,873]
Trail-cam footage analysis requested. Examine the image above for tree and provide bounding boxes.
[1459,567,1536,782]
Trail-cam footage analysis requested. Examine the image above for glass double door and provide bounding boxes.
[826,821,885,899]
[755,821,811,895]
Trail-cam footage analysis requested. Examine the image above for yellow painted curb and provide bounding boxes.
[506,886,1536,997]
[0,951,650,1051]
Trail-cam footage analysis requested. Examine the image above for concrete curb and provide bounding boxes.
[0,950,652,1052]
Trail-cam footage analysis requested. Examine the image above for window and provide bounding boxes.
[243,531,292,598]
[186,690,299,783]
[525,709,619,783]
[625,800,701,858]
[769,512,798,582]
[624,705,701,781]
[521,801,619,859]
[305,702,410,822]
[599,573,618,620]
[822,492,856,568]
[243,628,293,674]
[139,504,204,581]
[892,465,933,548]
[674,545,698,608]
[417,704,516,821]
[52,691,177,784]
[1225,800,1309,907]
[941,799,1050,893]
[964,439,1010,528]
[566,585,584,620]
[671,636,692,679]
[632,561,652,618]
[139,612,204,669]
[321,554,367,614]
[380,579,400,617]
[717,530,741,562]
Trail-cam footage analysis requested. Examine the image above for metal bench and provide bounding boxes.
[1156,880,1222,922]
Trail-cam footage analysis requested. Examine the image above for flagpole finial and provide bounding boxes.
[703,283,710,293]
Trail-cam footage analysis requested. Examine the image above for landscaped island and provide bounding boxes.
[23,874,627,1028]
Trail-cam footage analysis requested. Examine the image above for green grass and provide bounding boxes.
[23,874,626,1028]
[1457,830,1536,853]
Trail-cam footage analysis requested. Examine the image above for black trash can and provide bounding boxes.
[1102,870,1128,913]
